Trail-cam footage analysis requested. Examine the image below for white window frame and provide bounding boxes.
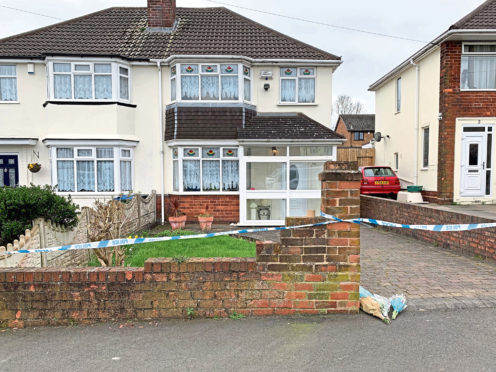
[396,77,401,113]
[279,67,316,105]
[47,60,131,102]
[173,146,240,194]
[422,126,429,169]
[394,152,399,171]
[51,146,134,195]
[460,42,496,91]
[0,64,18,103]
[240,144,335,225]
[243,65,252,102]
[353,132,364,141]
[174,63,246,103]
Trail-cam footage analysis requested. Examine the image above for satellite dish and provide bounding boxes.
[374,132,382,142]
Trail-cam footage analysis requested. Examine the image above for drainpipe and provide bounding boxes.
[410,59,420,186]
[156,60,165,225]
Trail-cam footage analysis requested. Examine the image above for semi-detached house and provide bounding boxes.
[0,0,345,225]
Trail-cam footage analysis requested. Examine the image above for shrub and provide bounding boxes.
[0,185,79,245]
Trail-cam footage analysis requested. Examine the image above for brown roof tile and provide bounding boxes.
[0,7,339,61]
[450,0,496,30]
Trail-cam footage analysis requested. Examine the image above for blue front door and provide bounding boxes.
[0,155,19,187]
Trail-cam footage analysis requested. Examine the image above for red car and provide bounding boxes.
[359,166,401,198]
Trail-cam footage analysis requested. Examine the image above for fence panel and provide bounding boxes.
[337,148,375,167]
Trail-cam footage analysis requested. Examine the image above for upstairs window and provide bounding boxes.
[353,132,364,141]
[396,77,401,112]
[174,63,248,102]
[0,65,17,102]
[280,67,315,103]
[461,43,496,90]
[49,61,130,102]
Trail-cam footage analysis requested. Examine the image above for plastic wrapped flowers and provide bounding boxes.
[359,286,407,324]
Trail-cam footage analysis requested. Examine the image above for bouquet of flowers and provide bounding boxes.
[359,286,407,324]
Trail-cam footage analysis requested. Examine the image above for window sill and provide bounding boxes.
[420,167,429,171]
[277,102,318,106]
[56,192,127,197]
[0,101,19,104]
[42,100,136,108]
[460,89,496,92]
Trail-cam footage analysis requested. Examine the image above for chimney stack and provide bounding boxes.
[147,0,176,29]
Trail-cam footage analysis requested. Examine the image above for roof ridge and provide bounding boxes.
[0,7,120,44]
[450,0,496,30]
[221,7,340,61]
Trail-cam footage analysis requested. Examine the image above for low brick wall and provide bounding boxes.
[0,219,359,327]
[157,194,239,223]
[361,195,496,260]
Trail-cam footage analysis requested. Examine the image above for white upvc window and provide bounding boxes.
[243,66,252,102]
[422,126,430,168]
[171,63,249,102]
[0,65,17,102]
[396,77,401,113]
[461,43,496,90]
[52,146,133,193]
[48,61,130,102]
[280,67,316,103]
[172,146,239,193]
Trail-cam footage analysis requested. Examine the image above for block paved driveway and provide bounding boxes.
[361,226,496,311]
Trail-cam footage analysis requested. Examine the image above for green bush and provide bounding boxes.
[0,185,79,245]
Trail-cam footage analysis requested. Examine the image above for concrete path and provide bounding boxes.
[1,309,495,371]
[361,226,496,311]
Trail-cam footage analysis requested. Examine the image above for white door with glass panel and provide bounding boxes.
[460,126,493,197]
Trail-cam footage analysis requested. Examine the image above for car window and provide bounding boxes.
[363,167,395,177]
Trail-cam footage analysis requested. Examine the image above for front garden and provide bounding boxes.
[89,229,256,267]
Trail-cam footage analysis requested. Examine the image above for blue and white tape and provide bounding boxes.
[0,220,337,256]
[320,212,496,232]
[2,212,495,256]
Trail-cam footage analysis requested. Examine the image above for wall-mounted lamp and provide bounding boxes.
[264,83,270,91]
[272,146,278,156]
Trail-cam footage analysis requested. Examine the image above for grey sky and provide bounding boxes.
[0,0,486,116]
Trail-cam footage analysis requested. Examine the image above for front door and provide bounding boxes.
[0,155,19,187]
[460,126,493,197]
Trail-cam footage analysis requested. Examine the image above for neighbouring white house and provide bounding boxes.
[0,0,345,225]
[370,0,496,205]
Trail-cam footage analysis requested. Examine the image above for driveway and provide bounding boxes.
[361,226,496,310]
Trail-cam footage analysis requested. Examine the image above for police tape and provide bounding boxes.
[0,220,339,256]
[320,212,496,232]
[3,212,496,256]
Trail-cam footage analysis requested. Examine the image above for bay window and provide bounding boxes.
[173,146,239,193]
[461,43,496,90]
[280,67,315,103]
[54,146,133,193]
[171,63,251,102]
[49,61,130,101]
[0,65,17,102]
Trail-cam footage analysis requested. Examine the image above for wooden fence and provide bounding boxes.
[337,148,375,167]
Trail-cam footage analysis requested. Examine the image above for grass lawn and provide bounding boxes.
[89,229,256,267]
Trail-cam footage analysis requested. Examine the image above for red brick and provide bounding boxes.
[285,291,307,300]
[330,292,349,300]
[304,274,324,282]
[294,283,313,291]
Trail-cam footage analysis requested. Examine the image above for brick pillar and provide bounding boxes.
[255,161,361,314]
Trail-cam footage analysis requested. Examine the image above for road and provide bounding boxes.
[1,308,495,371]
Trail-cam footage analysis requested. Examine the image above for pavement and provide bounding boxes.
[423,203,496,220]
[1,308,496,371]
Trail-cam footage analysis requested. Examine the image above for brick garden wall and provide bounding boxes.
[438,40,496,203]
[157,194,239,223]
[0,162,361,327]
[361,195,496,260]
